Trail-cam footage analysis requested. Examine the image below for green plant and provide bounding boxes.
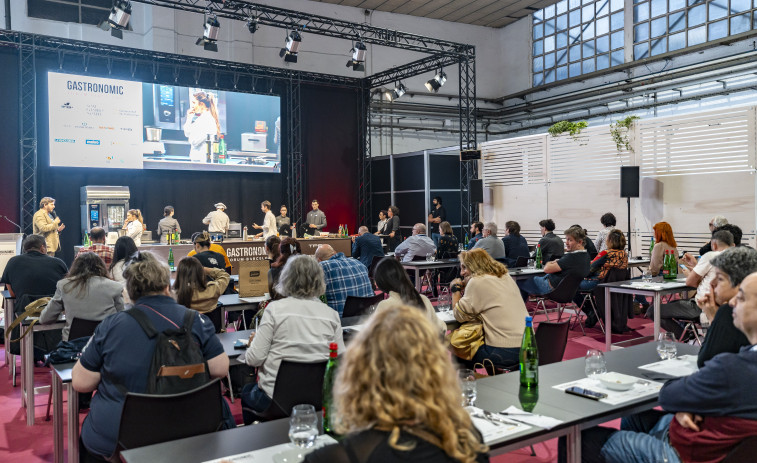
[610,116,640,152]
[547,120,589,142]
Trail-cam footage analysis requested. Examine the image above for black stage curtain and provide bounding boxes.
[0,49,21,234]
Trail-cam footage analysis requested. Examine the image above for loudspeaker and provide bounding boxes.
[460,149,481,161]
[470,179,484,203]
[620,166,640,198]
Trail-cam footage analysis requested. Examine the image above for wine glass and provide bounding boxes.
[437,288,452,313]
[527,259,535,269]
[657,332,677,360]
[426,252,436,262]
[458,369,477,406]
[288,404,318,448]
[642,270,653,283]
[585,349,607,379]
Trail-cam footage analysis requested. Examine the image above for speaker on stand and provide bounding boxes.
[620,166,640,256]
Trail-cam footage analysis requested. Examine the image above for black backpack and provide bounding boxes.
[127,306,211,394]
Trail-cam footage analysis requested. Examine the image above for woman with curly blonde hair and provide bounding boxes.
[306,304,489,463]
[450,248,529,369]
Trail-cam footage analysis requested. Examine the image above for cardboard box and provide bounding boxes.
[238,259,271,297]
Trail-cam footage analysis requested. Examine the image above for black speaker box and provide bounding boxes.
[620,166,640,198]
[470,179,484,203]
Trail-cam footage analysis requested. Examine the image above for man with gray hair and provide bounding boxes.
[652,229,735,341]
[700,215,729,256]
[351,225,384,268]
[316,244,374,316]
[394,223,436,263]
[473,221,506,259]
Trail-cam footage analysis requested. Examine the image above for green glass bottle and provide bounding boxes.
[518,385,539,413]
[464,233,470,248]
[649,237,655,257]
[662,250,672,280]
[519,316,539,388]
[535,244,543,269]
[219,134,227,164]
[670,252,678,280]
[322,342,339,435]
[168,247,175,272]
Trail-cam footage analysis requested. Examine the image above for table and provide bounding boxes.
[22,319,65,426]
[599,278,695,351]
[628,258,651,269]
[477,342,700,461]
[2,289,15,380]
[216,329,254,359]
[508,267,546,281]
[51,362,78,463]
[400,258,459,292]
[218,294,268,330]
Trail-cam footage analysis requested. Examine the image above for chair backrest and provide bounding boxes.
[602,267,631,283]
[258,360,328,421]
[535,321,570,365]
[723,436,757,463]
[368,255,384,279]
[117,378,224,452]
[544,274,584,303]
[68,318,102,340]
[342,293,385,318]
[514,256,528,268]
[205,304,224,333]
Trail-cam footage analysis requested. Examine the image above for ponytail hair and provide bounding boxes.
[193,91,221,136]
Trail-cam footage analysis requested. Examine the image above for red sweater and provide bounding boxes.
[669,416,757,463]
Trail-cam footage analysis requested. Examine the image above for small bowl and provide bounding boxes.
[597,372,637,391]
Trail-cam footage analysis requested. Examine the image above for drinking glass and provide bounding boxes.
[642,270,653,282]
[585,349,607,379]
[437,289,452,313]
[426,252,436,262]
[657,332,677,360]
[288,404,318,448]
[458,369,477,406]
[527,259,535,269]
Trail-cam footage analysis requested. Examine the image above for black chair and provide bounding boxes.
[531,274,583,326]
[514,256,528,268]
[368,255,385,279]
[245,360,328,423]
[206,304,224,333]
[116,378,224,455]
[593,268,633,333]
[575,290,606,334]
[342,293,385,318]
[723,436,757,463]
[535,321,570,365]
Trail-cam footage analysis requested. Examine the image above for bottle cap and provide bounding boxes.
[329,342,338,350]
[525,316,533,323]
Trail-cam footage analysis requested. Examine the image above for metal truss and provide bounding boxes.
[357,81,371,228]
[458,56,478,229]
[286,73,304,228]
[18,34,37,234]
[368,53,463,88]
[131,1,473,57]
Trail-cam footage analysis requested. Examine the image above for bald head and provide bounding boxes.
[358,226,369,235]
[412,223,426,235]
[732,272,757,344]
[315,244,336,262]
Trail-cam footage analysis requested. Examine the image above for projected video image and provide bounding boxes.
[48,72,282,173]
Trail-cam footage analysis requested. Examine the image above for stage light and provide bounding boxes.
[97,0,132,40]
[279,31,302,63]
[247,17,259,34]
[346,41,367,71]
[385,82,406,102]
[196,14,220,52]
[425,69,447,92]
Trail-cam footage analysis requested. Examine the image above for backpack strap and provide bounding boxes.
[182,310,196,333]
[125,307,159,339]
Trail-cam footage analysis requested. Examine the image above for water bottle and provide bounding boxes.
[519,316,539,388]
[322,343,339,434]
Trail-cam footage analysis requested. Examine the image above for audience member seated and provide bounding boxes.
[595,212,617,254]
[696,246,757,368]
[716,223,744,247]
[574,224,598,260]
[472,222,506,259]
[0,234,67,304]
[40,252,124,341]
[451,249,528,369]
[305,304,489,463]
[576,271,757,463]
[352,226,384,268]
[173,256,230,314]
[269,237,301,300]
[467,221,484,250]
[72,251,228,460]
[394,223,436,262]
[242,255,344,423]
[265,235,281,264]
[76,227,114,267]
[109,236,138,305]
[502,220,529,268]
[652,230,734,340]
[373,257,446,333]
[316,244,374,317]
[436,221,460,259]
[649,221,679,276]
[537,218,564,265]
[699,215,728,256]
[189,231,228,271]
[519,225,590,301]
[576,229,628,328]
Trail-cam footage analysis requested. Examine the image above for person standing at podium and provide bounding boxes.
[33,197,64,256]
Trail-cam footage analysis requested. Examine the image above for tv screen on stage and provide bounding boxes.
[47,71,282,173]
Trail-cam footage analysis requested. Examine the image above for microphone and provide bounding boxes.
[50,210,58,220]
[0,215,23,232]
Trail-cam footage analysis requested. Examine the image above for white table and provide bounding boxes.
[21,319,65,426]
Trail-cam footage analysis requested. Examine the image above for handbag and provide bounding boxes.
[448,321,484,361]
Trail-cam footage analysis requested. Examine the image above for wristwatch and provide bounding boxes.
[451,283,462,293]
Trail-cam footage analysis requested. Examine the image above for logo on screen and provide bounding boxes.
[61,102,73,109]
[54,138,75,143]
[85,139,101,145]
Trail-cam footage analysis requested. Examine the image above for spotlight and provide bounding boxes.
[279,31,302,63]
[247,17,259,34]
[385,82,406,102]
[425,69,447,92]
[97,0,132,40]
[196,14,220,52]
[346,41,367,71]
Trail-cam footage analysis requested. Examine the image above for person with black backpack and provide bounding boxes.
[72,251,229,462]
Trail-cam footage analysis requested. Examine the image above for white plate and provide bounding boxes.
[597,372,638,391]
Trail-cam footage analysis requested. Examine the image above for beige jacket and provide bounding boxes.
[33,208,59,253]
[376,291,447,333]
[188,268,231,313]
[454,274,528,348]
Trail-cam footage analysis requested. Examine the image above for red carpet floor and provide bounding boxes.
[0,303,644,462]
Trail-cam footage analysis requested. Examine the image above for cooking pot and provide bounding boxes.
[145,126,162,142]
